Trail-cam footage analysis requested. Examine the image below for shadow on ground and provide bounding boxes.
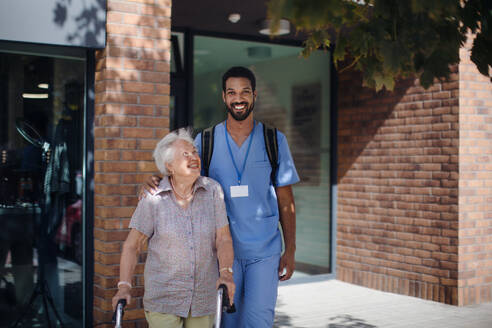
[275,312,295,327]
[274,297,295,327]
[275,312,377,328]
[327,314,377,328]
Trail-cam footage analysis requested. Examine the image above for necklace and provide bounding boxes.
[170,177,194,200]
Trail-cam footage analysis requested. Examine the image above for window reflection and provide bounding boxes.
[0,52,84,327]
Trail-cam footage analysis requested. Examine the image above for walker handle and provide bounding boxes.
[218,284,236,313]
[112,299,127,328]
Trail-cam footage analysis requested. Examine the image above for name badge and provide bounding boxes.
[230,185,248,198]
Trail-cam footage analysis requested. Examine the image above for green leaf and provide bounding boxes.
[267,0,491,90]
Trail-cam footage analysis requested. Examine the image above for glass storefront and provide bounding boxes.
[192,36,332,275]
[170,32,186,130]
[0,50,85,327]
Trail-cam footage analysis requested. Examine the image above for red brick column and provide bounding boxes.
[458,39,492,306]
[93,0,171,325]
[336,69,460,304]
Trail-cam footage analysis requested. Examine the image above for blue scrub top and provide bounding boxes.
[195,121,300,259]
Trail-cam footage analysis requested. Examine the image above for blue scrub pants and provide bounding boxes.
[222,254,280,328]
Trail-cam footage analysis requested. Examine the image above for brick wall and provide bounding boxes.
[94,0,171,325]
[457,39,492,306]
[336,69,461,304]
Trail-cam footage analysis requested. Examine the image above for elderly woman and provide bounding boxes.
[112,128,235,328]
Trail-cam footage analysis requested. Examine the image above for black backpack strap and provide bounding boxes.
[201,125,216,177]
[262,122,279,187]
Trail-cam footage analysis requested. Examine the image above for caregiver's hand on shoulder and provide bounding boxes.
[138,175,162,199]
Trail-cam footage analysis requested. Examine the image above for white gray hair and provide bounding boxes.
[153,127,195,176]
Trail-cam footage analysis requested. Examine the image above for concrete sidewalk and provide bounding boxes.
[274,278,492,328]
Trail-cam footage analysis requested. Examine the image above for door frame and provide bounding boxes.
[168,28,339,279]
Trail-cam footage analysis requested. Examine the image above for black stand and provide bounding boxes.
[10,148,64,328]
[11,256,65,328]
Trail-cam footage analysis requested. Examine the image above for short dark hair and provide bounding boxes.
[222,66,256,92]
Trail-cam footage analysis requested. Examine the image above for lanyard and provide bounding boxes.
[225,120,255,185]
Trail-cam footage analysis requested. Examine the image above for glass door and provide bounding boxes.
[192,35,332,276]
[0,48,86,327]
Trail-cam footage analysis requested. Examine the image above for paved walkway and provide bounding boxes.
[274,277,492,328]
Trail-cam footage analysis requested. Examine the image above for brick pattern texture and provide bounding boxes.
[337,37,492,306]
[94,0,171,326]
[336,69,461,304]
[458,38,492,306]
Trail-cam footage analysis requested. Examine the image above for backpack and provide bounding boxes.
[200,122,279,187]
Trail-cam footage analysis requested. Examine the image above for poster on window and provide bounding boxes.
[291,82,321,186]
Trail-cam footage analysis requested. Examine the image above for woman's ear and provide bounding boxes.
[166,162,173,175]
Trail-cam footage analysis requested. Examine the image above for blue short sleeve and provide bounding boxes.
[276,131,300,187]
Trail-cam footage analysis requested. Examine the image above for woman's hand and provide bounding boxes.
[112,285,131,311]
[138,175,162,199]
[216,273,235,306]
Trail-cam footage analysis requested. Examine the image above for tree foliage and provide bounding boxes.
[267,0,492,90]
